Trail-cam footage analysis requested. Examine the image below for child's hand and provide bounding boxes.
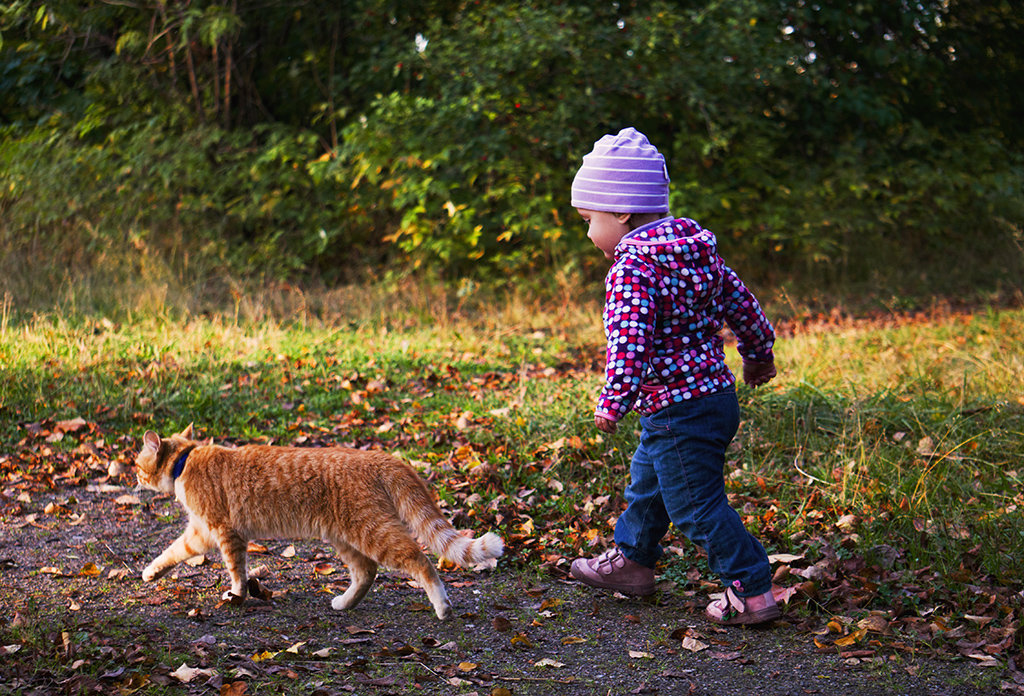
[595,415,618,434]
[743,358,777,387]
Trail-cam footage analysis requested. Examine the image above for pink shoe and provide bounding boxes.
[705,582,780,626]
[570,548,655,596]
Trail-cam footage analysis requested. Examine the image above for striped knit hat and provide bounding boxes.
[571,127,670,213]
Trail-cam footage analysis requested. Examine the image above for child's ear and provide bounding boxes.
[615,212,632,225]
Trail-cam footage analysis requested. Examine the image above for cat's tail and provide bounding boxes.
[395,467,504,567]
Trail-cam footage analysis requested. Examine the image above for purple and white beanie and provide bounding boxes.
[570,127,670,213]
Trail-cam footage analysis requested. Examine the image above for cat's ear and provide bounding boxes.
[143,431,162,454]
[179,423,195,440]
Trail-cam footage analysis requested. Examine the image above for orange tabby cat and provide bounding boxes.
[135,424,503,620]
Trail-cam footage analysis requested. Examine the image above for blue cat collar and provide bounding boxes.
[171,448,193,480]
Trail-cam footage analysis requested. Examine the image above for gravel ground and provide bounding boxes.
[0,482,1015,696]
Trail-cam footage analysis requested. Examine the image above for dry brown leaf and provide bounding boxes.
[681,637,708,653]
[79,562,101,577]
[170,663,216,683]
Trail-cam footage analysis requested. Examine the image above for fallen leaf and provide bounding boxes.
[247,542,268,554]
[539,598,563,611]
[561,636,587,645]
[966,653,1000,668]
[510,633,533,648]
[280,545,296,558]
[56,417,88,434]
[767,553,804,564]
[856,614,891,634]
[314,563,336,575]
[457,662,478,672]
[221,681,248,695]
[114,494,141,506]
[79,562,102,577]
[773,585,801,606]
[681,637,708,653]
[963,614,995,628]
[916,436,935,456]
[834,628,867,647]
[170,663,216,683]
[629,650,654,659]
[534,658,566,668]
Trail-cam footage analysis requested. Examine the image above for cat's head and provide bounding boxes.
[135,423,198,493]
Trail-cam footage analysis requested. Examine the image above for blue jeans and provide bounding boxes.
[613,389,772,597]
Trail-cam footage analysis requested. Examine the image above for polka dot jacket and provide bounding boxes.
[596,217,775,422]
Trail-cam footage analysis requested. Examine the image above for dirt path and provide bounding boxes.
[0,483,1016,695]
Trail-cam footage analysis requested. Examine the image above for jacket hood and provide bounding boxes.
[616,218,724,308]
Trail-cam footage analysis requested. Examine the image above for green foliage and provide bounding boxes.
[0,0,1022,295]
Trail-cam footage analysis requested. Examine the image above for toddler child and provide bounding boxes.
[569,127,780,625]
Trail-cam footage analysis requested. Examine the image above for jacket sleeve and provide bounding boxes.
[595,261,656,422]
[721,264,775,362]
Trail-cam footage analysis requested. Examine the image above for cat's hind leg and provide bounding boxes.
[368,525,452,620]
[329,540,378,612]
[143,523,212,582]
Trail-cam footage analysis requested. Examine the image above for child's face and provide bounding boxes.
[577,208,631,260]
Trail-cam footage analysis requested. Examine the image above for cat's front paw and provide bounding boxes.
[221,590,247,607]
[142,564,166,582]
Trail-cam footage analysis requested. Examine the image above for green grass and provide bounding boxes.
[1,283,1022,620]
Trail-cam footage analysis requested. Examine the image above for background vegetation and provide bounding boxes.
[2,0,1022,314]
